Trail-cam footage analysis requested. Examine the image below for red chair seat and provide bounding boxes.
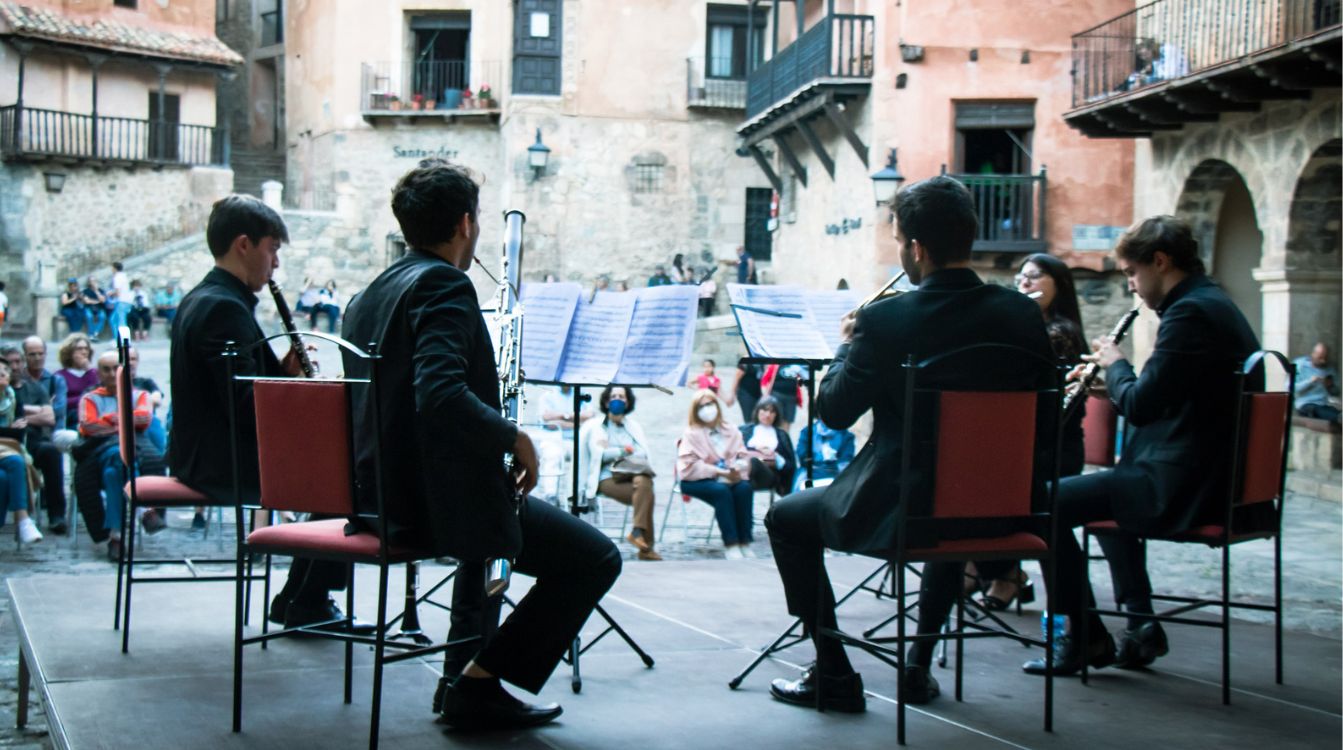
[247,519,422,561]
[124,476,213,505]
[908,531,1048,558]
[1087,519,1274,547]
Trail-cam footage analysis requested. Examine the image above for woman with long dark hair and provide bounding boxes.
[970,253,1088,609]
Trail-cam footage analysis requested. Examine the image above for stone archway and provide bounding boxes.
[1275,138,1343,358]
[1175,159,1264,340]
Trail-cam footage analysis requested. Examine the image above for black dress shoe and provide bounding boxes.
[769,665,866,713]
[48,519,69,536]
[1116,622,1169,669]
[437,676,562,730]
[268,596,290,626]
[902,665,940,705]
[283,599,377,635]
[1022,631,1117,676]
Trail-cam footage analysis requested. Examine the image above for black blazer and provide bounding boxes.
[739,423,796,493]
[814,268,1054,554]
[342,250,520,561]
[1106,274,1261,535]
[169,268,283,503]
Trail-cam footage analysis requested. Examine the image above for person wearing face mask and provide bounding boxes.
[676,389,756,559]
[578,385,660,560]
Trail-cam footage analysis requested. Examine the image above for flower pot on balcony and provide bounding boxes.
[442,89,462,109]
[389,100,402,111]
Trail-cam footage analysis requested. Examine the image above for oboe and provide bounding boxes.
[482,209,527,597]
[1062,306,1141,418]
[268,280,316,378]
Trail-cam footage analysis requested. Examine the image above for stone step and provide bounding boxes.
[1287,469,1342,503]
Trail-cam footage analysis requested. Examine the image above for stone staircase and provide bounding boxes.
[230,148,286,198]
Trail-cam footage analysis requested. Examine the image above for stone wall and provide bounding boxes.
[0,163,231,331]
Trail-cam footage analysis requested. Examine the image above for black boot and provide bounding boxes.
[1022,630,1117,676]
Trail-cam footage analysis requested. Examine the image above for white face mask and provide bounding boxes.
[697,404,718,424]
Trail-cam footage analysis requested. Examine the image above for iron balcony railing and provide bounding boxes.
[945,170,1049,253]
[0,105,228,166]
[1072,0,1342,107]
[687,56,748,109]
[745,13,874,119]
[360,60,503,112]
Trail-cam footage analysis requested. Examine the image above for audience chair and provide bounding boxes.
[817,344,1065,745]
[1082,393,1119,469]
[226,333,477,750]
[1080,350,1295,705]
[661,439,717,544]
[112,334,258,654]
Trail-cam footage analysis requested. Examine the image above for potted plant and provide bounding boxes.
[388,94,402,111]
[462,88,474,108]
[411,93,424,111]
[478,84,494,108]
[442,87,462,109]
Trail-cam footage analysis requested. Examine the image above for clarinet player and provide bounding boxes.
[341,160,621,730]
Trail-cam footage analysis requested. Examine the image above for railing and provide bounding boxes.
[260,8,282,47]
[0,105,227,165]
[687,56,748,109]
[946,171,1048,252]
[360,60,503,112]
[1072,0,1342,107]
[746,14,874,119]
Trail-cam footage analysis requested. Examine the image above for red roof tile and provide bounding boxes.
[0,2,242,66]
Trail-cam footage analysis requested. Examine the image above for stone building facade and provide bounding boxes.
[0,0,238,335]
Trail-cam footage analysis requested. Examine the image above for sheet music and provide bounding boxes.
[614,284,700,386]
[555,290,637,384]
[519,283,582,382]
[805,290,862,352]
[727,284,832,360]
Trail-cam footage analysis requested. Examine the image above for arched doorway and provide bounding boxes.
[1284,138,1343,357]
[1175,159,1263,340]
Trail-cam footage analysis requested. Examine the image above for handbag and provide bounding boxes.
[610,454,656,477]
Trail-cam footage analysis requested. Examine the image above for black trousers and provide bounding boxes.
[1044,469,1152,632]
[274,513,350,607]
[29,440,66,522]
[445,497,621,694]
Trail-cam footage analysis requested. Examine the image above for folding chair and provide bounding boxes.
[1081,350,1294,704]
[817,344,1064,744]
[227,334,476,750]
[112,334,256,653]
[662,439,717,544]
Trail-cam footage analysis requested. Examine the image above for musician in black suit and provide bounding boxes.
[169,195,365,633]
[1024,215,1261,676]
[765,176,1054,711]
[341,160,620,731]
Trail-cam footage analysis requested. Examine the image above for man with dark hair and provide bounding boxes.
[764,175,1053,711]
[343,160,620,731]
[1023,214,1260,677]
[170,194,364,632]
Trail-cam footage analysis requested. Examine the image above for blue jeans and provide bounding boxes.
[61,307,86,334]
[0,454,28,524]
[85,307,107,338]
[146,415,167,453]
[95,442,125,532]
[1299,403,1341,424]
[108,301,130,332]
[680,478,755,545]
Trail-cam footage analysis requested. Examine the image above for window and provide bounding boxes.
[513,0,561,95]
[706,4,765,79]
[410,13,471,100]
[260,0,283,46]
[954,102,1034,174]
[147,93,181,161]
[114,0,138,7]
[744,187,773,261]
[633,164,664,193]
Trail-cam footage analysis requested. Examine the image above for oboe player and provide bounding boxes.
[170,195,371,634]
[1023,215,1260,677]
[341,160,620,731]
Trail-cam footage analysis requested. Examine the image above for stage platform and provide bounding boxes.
[8,555,1340,749]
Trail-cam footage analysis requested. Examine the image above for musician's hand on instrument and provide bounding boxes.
[1064,363,1088,383]
[512,431,539,496]
[839,310,858,343]
[1094,338,1126,369]
[280,349,305,377]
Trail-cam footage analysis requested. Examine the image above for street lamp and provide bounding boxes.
[870,148,904,206]
[527,128,551,178]
[43,172,66,193]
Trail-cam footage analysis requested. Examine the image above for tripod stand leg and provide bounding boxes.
[595,604,655,667]
[570,637,582,693]
[729,619,804,689]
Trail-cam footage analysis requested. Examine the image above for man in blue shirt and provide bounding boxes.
[1294,342,1340,424]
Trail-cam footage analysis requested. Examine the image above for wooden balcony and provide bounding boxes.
[1066,0,1342,138]
[687,57,748,110]
[0,105,228,166]
[360,60,502,123]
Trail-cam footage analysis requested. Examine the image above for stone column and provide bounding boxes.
[1254,267,1342,386]
[261,180,284,211]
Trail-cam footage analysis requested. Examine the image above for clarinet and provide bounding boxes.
[483,210,527,597]
[1061,306,1141,419]
[268,280,316,378]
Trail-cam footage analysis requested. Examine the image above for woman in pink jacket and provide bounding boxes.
[677,389,757,559]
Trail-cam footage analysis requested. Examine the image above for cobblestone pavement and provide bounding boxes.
[0,337,1337,748]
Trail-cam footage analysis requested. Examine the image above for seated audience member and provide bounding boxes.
[153,281,183,330]
[739,396,796,495]
[81,276,109,341]
[647,265,672,287]
[60,278,86,335]
[677,389,757,559]
[791,418,856,492]
[310,280,342,334]
[696,359,722,394]
[77,351,164,560]
[0,360,42,543]
[578,385,661,560]
[127,279,154,341]
[3,345,67,535]
[696,267,718,317]
[55,334,98,431]
[532,384,594,503]
[761,363,805,431]
[1293,342,1340,424]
